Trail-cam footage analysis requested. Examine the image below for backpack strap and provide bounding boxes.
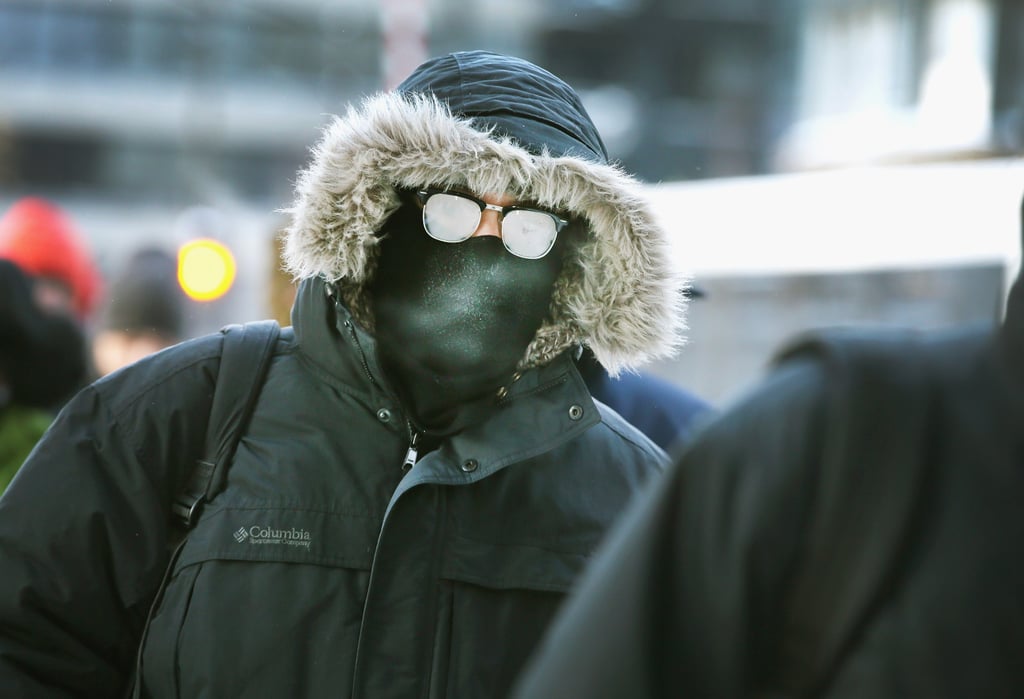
[129,319,280,698]
[170,319,281,530]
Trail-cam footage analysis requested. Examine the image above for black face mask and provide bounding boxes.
[370,205,563,430]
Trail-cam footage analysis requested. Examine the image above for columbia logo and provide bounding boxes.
[231,524,313,548]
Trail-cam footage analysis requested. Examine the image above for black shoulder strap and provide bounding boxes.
[170,319,281,530]
[130,320,281,698]
[772,331,934,696]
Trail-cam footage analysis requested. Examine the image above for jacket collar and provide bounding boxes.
[291,276,598,450]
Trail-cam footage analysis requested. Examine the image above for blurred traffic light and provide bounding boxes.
[177,238,236,302]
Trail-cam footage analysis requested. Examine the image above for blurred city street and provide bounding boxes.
[1,0,1021,402]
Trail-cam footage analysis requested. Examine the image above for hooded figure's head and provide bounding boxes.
[283,51,687,407]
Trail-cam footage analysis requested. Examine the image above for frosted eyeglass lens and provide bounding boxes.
[501,210,558,259]
[422,193,481,243]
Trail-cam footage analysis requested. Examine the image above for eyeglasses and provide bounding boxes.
[412,189,570,260]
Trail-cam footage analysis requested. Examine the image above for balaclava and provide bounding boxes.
[369,203,564,428]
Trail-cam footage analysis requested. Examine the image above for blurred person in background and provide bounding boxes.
[0,197,103,321]
[0,50,685,698]
[514,191,1024,699]
[578,286,714,452]
[91,247,188,377]
[0,260,88,493]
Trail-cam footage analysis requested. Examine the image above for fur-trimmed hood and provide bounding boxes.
[283,51,686,375]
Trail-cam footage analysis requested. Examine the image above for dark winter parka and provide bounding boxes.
[0,52,686,698]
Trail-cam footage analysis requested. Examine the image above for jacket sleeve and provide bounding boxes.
[0,344,219,697]
[512,358,830,698]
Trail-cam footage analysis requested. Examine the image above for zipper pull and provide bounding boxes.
[402,432,419,473]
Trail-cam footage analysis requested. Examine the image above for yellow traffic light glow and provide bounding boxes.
[178,238,236,302]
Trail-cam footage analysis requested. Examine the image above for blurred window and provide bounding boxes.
[45,7,104,70]
[102,141,184,201]
[319,19,380,94]
[12,131,103,191]
[225,150,301,202]
[132,9,196,79]
[0,2,373,90]
[0,1,377,201]
[219,9,322,85]
[93,7,133,72]
[0,3,43,68]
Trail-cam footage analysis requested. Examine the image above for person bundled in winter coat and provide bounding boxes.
[0,51,687,698]
[513,192,1024,698]
[0,259,88,493]
[0,197,103,321]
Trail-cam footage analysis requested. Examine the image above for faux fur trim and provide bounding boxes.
[283,92,687,374]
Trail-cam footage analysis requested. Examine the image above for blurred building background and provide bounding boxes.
[1,0,1022,403]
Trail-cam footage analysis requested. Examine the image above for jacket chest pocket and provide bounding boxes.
[430,538,587,699]
[138,506,376,699]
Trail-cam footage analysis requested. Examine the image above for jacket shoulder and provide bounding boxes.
[591,400,668,466]
[90,331,226,420]
[772,325,985,390]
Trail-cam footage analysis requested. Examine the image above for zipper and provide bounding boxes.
[401,426,420,473]
[332,290,423,473]
[341,318,384,392]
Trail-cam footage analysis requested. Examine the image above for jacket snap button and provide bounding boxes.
[461,459,479,473]
[376,408,392,423]
[568,404,584,421]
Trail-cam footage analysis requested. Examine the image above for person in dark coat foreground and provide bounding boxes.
[0,51,686,698]
[514,192,1024,699]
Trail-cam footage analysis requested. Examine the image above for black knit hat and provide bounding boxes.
[99,247,186,339]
